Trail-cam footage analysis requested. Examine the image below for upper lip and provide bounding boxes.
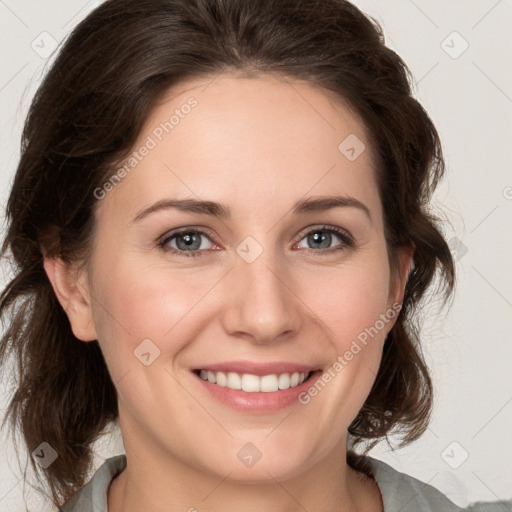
[193,361,320,376]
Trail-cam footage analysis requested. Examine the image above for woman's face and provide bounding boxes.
[73,73,410,481]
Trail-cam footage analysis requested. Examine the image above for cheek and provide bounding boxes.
[305,254,392,347]
[88,250,218,367]
[299,248,393,396]
[95,267,199,336]
[295,258,393,427]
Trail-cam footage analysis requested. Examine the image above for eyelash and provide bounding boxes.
[157,225,355,258]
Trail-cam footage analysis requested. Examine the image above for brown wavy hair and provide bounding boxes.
[0,0,455,507]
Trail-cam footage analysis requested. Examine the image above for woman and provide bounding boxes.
[0,0,509,511]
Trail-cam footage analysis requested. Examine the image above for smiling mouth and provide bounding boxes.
[194,369,314,392]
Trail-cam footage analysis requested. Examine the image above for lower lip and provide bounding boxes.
[191,370,323,413]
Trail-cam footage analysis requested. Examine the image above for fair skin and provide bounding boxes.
[44,73,412,512]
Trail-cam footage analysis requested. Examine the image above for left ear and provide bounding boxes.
[388,243,414,307]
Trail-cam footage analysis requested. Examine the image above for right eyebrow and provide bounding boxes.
[131,198,231,224]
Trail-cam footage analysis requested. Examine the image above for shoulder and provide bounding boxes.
[362,455,511,512]
[60,454,127,512]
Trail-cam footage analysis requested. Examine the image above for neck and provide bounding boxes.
[107,441,382,512]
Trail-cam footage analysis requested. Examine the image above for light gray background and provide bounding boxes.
[1,0,511,510]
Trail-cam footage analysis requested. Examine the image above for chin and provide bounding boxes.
[196,440,319,484]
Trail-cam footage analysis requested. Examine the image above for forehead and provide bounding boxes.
[101,73,380,224]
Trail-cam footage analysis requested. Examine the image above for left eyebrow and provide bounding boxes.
[292,195,371,222]
[131,194,372,224]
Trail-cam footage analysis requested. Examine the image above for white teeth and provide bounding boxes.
[216,371,227,387]
[198,370,311,392]
[260,374,279,392]
[227,372,242,390]
[241,374,260,392]
[278,372,291,389]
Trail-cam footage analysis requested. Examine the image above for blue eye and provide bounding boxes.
[158,229,215,257]
[296,226,353,252]
[158,225,354,257]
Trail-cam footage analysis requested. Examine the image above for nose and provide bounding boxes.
[220,244,303,345]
